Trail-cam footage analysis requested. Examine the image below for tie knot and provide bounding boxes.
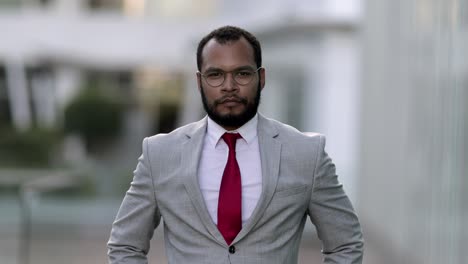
[222,133,241,150]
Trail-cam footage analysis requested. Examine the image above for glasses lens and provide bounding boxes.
[205,72,224,86]
[203,68,258,86]
[234,70,254,85]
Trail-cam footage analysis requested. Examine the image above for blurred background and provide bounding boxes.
[0,0,466,263]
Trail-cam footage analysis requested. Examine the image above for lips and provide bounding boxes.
[221,98,242,104]
[218,96,245,104]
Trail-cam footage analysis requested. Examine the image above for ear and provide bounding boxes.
[259,67,266,90]
[196,72,202,92]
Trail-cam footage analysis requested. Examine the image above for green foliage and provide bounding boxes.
[64,88,125,150]
[0,127,59,168]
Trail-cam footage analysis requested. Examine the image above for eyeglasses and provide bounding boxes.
[198,67,262,87]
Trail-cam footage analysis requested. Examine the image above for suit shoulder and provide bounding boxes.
[267,118,325,144]
[145,120,203,146]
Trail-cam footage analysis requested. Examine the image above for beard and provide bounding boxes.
[200,82,261,129]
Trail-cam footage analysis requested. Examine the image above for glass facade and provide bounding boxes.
[359,0,468,263]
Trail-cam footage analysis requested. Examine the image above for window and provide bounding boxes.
[0,0,53,9]
[87,0,122,11]
[0,65,12,127]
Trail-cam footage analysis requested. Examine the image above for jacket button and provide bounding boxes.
[229,245,236,254]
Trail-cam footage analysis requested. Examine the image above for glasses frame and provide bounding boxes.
[198,67,262,87]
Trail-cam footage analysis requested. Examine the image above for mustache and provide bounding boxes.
[214,95,248,105]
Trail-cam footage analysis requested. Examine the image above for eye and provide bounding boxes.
[237,71,253,77]
[206,71,223,78]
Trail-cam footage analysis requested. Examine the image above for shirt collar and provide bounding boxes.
[206,114,258,148]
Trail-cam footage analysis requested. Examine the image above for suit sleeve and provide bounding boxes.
[108,137,161,264]
[308,135,364,264]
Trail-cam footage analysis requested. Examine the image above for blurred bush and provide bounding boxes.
[64,87,125,152]
[41,174,97,198]
[0,127,60,168]
[155,101,180,134]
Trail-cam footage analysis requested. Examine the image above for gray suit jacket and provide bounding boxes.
[108,114,363,263]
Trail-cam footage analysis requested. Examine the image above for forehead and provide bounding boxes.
[201,37,256,71]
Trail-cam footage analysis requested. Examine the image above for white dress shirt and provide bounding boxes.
[198,114,262,227]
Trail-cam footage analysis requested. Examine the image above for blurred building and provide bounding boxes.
[2,1,467,264]
[0,0,362,201]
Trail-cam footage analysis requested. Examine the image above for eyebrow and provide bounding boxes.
[203,65,256,72]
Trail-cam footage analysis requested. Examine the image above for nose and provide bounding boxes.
[222,72,237,91]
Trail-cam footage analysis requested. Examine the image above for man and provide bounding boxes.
[108,25,363,263]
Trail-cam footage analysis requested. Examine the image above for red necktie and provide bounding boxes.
[217,133,242,245]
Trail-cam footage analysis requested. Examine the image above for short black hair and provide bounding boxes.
[196,25,262,71]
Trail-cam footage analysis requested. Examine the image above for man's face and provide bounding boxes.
[197,37,265,130]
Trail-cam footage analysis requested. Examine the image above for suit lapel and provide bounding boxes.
[181,117,226,246]
[233,114,282,244]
